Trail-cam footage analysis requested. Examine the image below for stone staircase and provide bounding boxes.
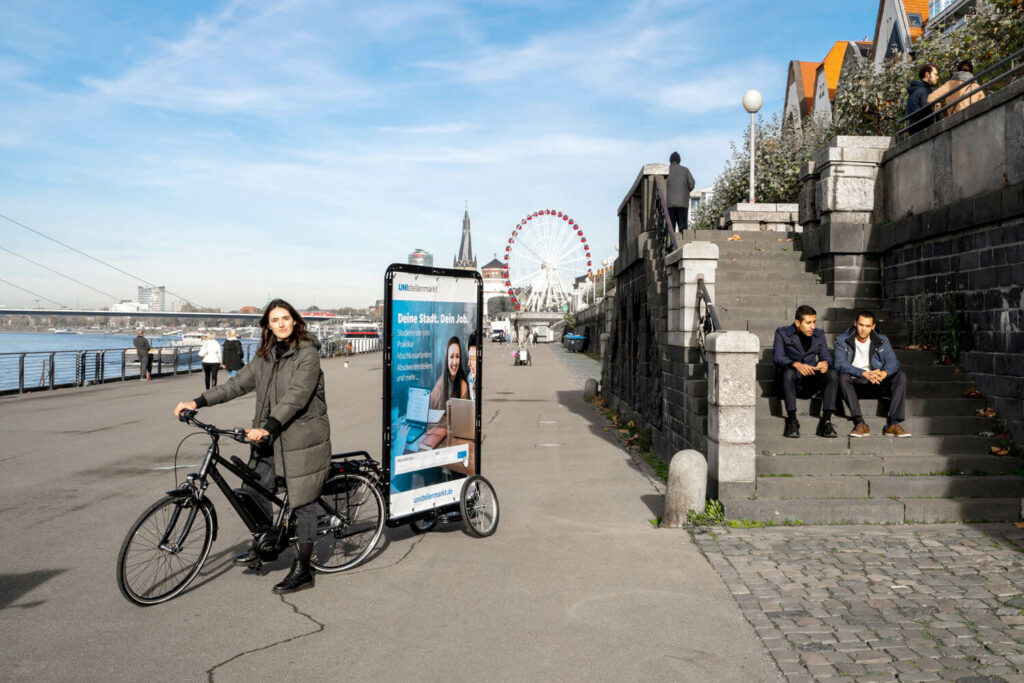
[691,230,1024,524]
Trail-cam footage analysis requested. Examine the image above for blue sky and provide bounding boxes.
[0,0,876,311]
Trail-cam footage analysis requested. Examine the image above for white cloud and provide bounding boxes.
[657,61,783,113]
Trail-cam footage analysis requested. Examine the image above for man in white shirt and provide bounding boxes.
[834,311,910,438]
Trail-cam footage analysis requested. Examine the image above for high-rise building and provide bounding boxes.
[408,249,434,267]
[138,285,166,312]
[453,204,477,271]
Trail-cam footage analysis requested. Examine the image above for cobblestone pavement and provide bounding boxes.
[693,524,1024,683]
[549,343,601,390]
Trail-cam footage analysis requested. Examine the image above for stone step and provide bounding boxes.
[720,496,1019,524]
[747,327,907,348]
[720,307,894,325]
[754,414,993,436]
[756,395,987,416]
[757,453,1024,477]
[755,433,997,456]
[754,348,946,366]
[716,294,834,310]
[755,474,1024,500]
[901,498,1022,523]
[753,364,965,383]
[720,498,904,524]
[690,230,801,243]
[743,318,901,334]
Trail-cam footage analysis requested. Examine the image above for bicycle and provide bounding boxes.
[116,409,385,606]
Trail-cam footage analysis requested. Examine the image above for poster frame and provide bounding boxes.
[382,263,483,524]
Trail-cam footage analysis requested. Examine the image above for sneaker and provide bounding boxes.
[783,416,800,438]
[816,419,838,438]
[884,423,912,437]
[849,423,870,438]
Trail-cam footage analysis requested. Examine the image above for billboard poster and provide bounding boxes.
[383,265,482,521]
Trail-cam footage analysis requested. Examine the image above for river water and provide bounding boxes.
[0,332,257,394]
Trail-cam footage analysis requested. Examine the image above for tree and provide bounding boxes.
[487,296,513,318]
[833,0,1024,136]
[690,114,835,229]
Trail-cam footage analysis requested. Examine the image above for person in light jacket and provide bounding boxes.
[175,299,331,594]
[928,59,986,117]
[198,333,222,389]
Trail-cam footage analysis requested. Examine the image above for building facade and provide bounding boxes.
[137,286,166,312]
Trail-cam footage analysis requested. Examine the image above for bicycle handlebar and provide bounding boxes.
[177,409,253,444]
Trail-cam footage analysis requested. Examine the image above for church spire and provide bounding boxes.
[454,201,477,270]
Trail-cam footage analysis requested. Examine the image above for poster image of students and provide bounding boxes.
[386,268,481,520]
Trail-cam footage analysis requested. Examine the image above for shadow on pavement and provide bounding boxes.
[0,569,65,610]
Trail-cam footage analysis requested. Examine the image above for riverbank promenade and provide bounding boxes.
[0,344,782,681]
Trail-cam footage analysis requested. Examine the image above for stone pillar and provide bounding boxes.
[721,203,799,232]
[705,331,759,500]
[662,450,707,527]
[666,241,718,348]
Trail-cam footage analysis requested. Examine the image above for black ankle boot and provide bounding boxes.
[272,543,314,594]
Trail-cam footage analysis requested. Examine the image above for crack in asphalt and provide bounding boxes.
[486,409,501,425]
[205,593,325,682]
[205,535,425,680]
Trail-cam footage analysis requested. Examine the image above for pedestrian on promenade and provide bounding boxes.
[133,330,151,381]
[198,333,222,389]
[834,311,912,438]
[174,299,331,594]
[666,151,695,231]
[222,329,244,378]
[928,59,986,116]
[773,305,839,439]
[906,64,939,135]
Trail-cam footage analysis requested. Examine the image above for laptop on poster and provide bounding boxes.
[404,387,430,442]
[448,398,475,440]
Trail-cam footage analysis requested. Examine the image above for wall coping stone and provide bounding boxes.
[681,241,719,260]
[728,203,798,212]
[884,77,1024,162]
[706,330,760,353]
[617,163,668,215]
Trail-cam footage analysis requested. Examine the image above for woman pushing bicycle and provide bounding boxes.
[174,299,330,594]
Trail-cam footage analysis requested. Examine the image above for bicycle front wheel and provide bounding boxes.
[460,475,499,538]
[311,473,384,573]
[117,495,213,606]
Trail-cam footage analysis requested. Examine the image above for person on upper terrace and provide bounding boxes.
[906,64,939,135]
[666,151,695,231]
[833,311,911,438]
[773,305,839,439]
[928,59,986,116]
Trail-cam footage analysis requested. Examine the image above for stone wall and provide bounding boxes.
[799,78,1024,440]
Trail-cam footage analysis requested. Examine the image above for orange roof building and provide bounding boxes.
[783,60,820,131]
[871,0,930,67]
[810,41,851,122]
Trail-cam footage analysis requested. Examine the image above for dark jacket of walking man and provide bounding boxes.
[666,151,695,231]
[133,330,151,381]
[773,305,838,439]
[906,64,939,135]
[833,311,911,438]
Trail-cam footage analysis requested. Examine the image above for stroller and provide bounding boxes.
[514,346,532,366]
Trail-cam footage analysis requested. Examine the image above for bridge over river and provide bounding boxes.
[0,344,780,681]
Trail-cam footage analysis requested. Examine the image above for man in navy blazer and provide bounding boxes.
[773,305,839,438]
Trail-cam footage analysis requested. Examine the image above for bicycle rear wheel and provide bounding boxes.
[117,495,213,606]
[460,475,499,538]
[311,473,384,573]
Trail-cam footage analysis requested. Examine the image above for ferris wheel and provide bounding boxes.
[503,209,592,312]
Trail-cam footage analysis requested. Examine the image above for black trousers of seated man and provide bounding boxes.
[778,366,839,416]
[839,370,908,423]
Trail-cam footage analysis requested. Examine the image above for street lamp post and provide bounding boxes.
[602,258,613,298]
[742,89,762,204]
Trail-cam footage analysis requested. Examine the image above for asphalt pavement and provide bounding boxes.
[0,343,782,682]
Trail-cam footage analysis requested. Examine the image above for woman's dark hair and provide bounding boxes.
[956,59,973,73]
[441,336,468,401]
[256,298,312,359]
[669,151,681,164]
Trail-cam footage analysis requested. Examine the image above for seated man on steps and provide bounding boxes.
[773,305,839,439]
[834,310,911,438]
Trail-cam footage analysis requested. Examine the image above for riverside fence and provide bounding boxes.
[0,336,382,396]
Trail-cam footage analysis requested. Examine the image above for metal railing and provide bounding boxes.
[897,45,1024,138]
[695,277,722,363]
[654,181,681,254]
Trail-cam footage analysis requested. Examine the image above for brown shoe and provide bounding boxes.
[883,423,912,438]
[850,423,870,438]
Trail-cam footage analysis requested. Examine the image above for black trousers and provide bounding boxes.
[839,370,907,422]
[202,363,219,389]
[779,366,838,414]
[246,447,318,543]
[668,206,689,231]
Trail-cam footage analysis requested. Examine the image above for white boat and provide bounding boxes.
[342,319,380,338]
[172,332,205,347]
